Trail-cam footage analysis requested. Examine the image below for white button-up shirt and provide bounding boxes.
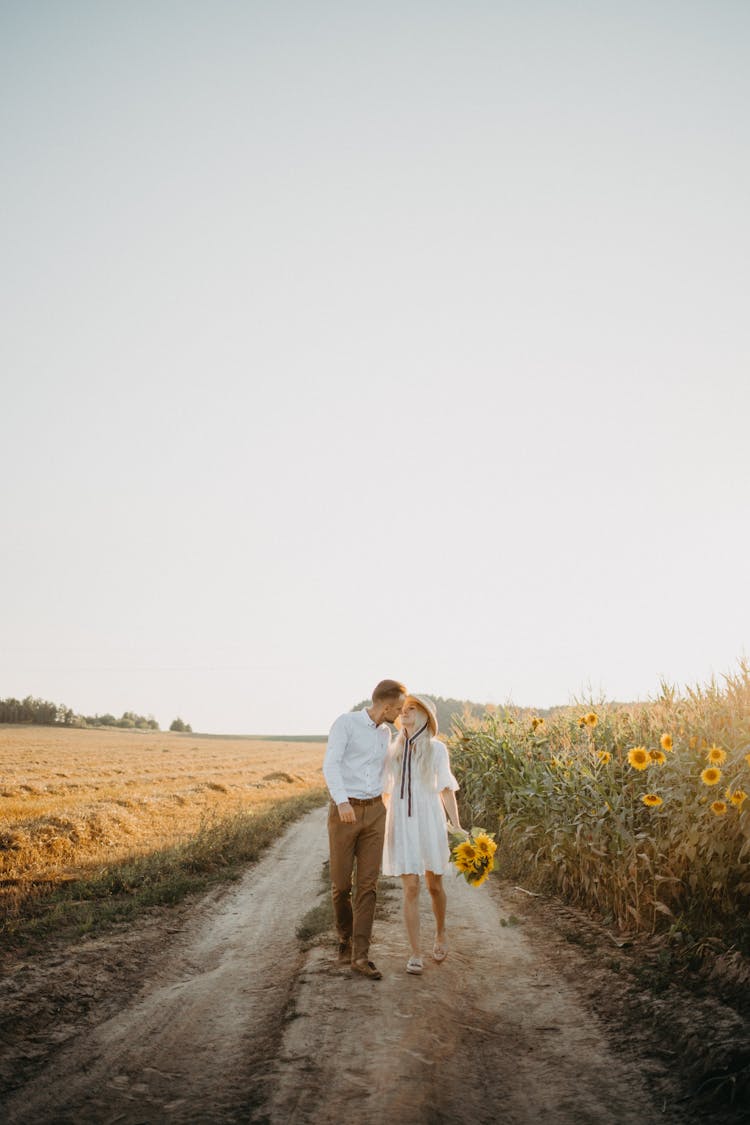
[322,708,391,806]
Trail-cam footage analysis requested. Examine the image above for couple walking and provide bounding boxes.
[322,679,463,979]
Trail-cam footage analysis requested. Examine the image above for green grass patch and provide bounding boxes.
[2,788,327,950]
[296,898,334,944]
[296,859,333,944]
[295,866,399,947]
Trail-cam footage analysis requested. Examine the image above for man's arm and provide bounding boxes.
[323,714,356,822]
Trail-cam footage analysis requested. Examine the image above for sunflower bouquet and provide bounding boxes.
[448,827,497,886]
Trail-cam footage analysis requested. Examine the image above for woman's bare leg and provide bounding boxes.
[401,874,421,956]
[425,870,447,952]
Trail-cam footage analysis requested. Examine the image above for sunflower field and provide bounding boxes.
[448,663,750,948]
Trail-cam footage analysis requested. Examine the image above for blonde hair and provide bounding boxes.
[390,715,436,785]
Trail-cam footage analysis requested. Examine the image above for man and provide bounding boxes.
[323,679,407,979]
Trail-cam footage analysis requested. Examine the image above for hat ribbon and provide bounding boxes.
[399,721,428,817]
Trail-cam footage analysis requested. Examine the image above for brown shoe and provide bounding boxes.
[351,958,382,980]
[337,940,352,964]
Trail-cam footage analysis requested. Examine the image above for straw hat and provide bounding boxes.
[404,694,438,736]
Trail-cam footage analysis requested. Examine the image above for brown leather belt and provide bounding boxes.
[347,796,383,806]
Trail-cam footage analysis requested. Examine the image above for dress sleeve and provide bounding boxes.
[382,743,398,795]
[433,740,459,792]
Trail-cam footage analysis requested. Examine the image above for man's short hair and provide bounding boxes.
[372,679,407,703]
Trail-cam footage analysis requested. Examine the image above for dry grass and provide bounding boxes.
[0,725,326,928]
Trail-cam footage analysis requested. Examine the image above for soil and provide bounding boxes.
[1,806,748,1124]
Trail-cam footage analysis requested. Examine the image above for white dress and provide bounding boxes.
[381,738,460,876]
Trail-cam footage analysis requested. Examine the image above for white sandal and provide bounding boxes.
[406,955,424,975]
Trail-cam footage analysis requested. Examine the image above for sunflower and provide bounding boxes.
[578,716,587,728]
[700,767,722,787]
[531,717,545,731]
[474,833,498,857]
[649,749,667,766]
[454,841,478,864]
[707,745,727,765]
[627,746,650,771]
[642,794,663,808]
[450,829,497,885]
[710,800,728,816]
[730,789,748,808]
[585,712,598,728]
[660,733,673,752]
[689,736,698,750]
[597,750,611,764]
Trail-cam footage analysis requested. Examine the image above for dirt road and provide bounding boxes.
[0,805,741,1123]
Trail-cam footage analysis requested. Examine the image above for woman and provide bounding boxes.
[382,694,463,975]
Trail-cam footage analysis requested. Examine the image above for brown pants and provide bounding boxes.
[327,798,386,961]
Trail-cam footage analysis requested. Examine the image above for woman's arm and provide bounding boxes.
[440,788,462,831]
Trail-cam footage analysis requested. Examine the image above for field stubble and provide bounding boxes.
[0,726,326,935]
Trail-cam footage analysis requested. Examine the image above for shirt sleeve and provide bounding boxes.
[322,713,350,805]
[433,740,459,792]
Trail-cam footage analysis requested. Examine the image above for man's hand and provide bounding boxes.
[337,801,356,823]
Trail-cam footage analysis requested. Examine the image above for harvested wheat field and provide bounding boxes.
[0,725,325,914]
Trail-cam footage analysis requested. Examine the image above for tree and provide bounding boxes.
[169,717,192,733]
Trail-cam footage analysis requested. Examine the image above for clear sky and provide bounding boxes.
[2,1,748,734]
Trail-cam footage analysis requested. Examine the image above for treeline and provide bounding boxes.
[352,694,491,733]
[0,695,160,730]
[426,696,490,732]
[82,710,161,730]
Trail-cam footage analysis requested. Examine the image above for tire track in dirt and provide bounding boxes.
[263,870,665,1125]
